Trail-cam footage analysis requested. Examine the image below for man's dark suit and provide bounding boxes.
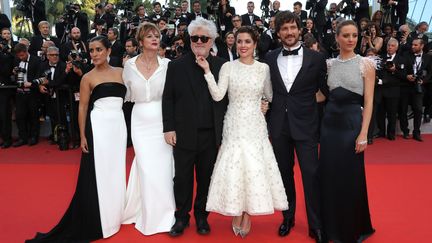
[306,0,328,39]
[29,35,61,56]
[295,10,308,28]
[265,47,327,230]
[399,53,432,137]
[241,13,260,26]
[14,55,41,142]
[354,0,370,24]
[162,53,228,222]
[216,44,238,61]
[189,12,209,22]
[110,40,125,60]
[376,54,406,138]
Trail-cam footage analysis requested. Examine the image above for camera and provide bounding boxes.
[413,71,426,94]
[14,67,27,88]
[32,69,52,86]
[69,50,87,70]
[385,61,394,70]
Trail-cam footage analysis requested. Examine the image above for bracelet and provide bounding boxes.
[357,140,367,145]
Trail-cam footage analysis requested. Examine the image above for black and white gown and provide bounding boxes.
[26,82,128,243]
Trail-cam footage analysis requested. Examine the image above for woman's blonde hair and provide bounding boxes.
[135,22,161,43]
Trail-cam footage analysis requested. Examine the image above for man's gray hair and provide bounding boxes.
[47,46,59,53]
[387,38,399,47]
[188,17,218,40]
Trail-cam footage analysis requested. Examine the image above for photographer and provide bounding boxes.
[107,28,125,60]
[306,0,328,40]
[270,0,281,17]
[122,38,139,66]
[12,43,41,147]
[360,22,383,55]
[216,0,236,37]
[87,19,107,41]
[93,3,115,30]
[353,0,370,25]
[34,47,68,145]
[149,2,164,23]
[0,28,15,148]
[29,21,60,57]
[167,35,185,60]
[325,3,340,34]
[323,18,339,58]
[399,39,432,142]
[293,1,308,28]
[190,0,209,22]
[60,27,89,63]
[241,2,260,26]
[376,38,406,140]
[18,0,47,36]
[55,4,89,44]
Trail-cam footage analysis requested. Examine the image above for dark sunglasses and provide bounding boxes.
[190,35,211,43]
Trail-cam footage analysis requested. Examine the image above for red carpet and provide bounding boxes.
[1,136,432,243]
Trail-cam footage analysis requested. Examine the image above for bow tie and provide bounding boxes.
[387,55,393,59]
[415,54,422,58]
[49,65,56,68]
[282,47,301,56]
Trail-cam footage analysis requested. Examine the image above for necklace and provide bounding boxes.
[337,54,358,62]
[139,55,157,71]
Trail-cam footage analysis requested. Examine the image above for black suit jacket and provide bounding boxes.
[307,0,328,27]
[379,54,406,98]
[265,47,327,140]
[189,12,209,22]
[36,61,67,88]
[162,53,228,150]
[29,35,61,56]
[110,40,125,59]
[295,10,308,28]
[14,55,41,93]
[354,0,370,22]
[216,44,238,61]
[404,53,432,85]
[241,14,260,26]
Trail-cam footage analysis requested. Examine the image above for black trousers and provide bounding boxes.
[377,97,399,137]
[15,92,40,141]
[271,113,321,230]
[368,87,382,139]
[173,129,217,222]
[399,86,423,135]
[423,83,432,117]
[0,90,14,143]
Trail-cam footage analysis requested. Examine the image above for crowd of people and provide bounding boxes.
[0,0,428,243]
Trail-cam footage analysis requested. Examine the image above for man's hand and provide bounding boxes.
[164,131,177,146]
[39,85,48,93]
[407,74,416,82]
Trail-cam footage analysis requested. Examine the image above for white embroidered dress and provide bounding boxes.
[204,60,288,216]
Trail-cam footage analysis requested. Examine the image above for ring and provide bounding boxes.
[357,140,367,145]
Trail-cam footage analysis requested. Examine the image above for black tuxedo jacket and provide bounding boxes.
[36,61,67,88]
[189,12,209,22]
[379,54,406,98]
[265,47,327,140]
[307,0,328,26]
[29,35,61,56]
[216,44,238,61]
[404,53,432,85]
[270,10,280,17]
[241,14,260,26]
[110,40,125,59]
[14,55,41,93]
[162,53,228,150]
[295,10,308,28]
[354,0,370,22]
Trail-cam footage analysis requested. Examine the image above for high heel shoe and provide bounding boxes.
[239,217,251,238]
[232,216,242,236]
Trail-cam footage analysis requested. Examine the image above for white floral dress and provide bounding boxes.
[204,60,289,216]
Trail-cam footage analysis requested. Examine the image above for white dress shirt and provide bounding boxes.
[277,43,303,93]
[122,55,170,103]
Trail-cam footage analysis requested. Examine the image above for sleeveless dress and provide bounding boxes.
[204,60,288,216]
[26,82,127,243]
[122,56,176,235]
[320,55,375,243]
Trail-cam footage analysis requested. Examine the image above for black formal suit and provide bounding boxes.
[399,53,432,136]
[265,47,327,230]
[14,55,41,141]
[306,0,328,38]
[162,53,227,222]
[59,40,89,62]
[395,0,409,25]
[241,13,260,26]
[295,10,308,28]
[189,12,209,22]
[216,44,238,61]
[354,0,370,24]
[110,40,125,60]
[216,5,236,37]
[0,50,14,144]
[29,35,61,57]
[376,54,406,138]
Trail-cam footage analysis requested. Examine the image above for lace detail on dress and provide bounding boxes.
[327,55,365,96]
[360,56,378,78]
[204,60,288,216]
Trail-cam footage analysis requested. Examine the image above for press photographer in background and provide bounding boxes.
[15,0,46,36]
[55,3,89,44]
[12,43,41,147]
[60,27,89,63]
[33,47,68,147]
[87,18,107,41]
[306,0,328,40]
[399,39,432,142]
[29,21,60,58]
[123,38,139,66]
[215,0,236,37]
[0,29,15,149]
[107,28,125,62]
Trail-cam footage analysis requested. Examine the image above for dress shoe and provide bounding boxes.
[232,216,242,236]
[196,218,210,235]
[239,217,251,238]
[28,137,38,146]
[387,135,395,141]
[169,219,189,237]
[13,139,27,147]
[1,141,12,149]
[367,138,373,145]
[375,133,386,138]
[402,133,410,139]
[413,134,423,142]
[278,218,295,237]
[309,229,328,243]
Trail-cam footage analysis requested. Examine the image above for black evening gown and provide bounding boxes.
[319,87,375,243]
[26,82,127,243]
